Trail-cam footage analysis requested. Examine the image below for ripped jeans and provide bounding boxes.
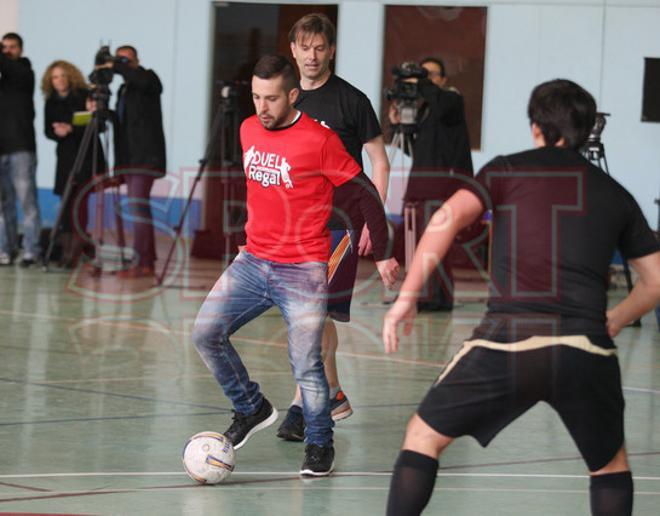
[192,251,333,446]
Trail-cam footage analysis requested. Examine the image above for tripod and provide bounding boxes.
[42,95,126,273]
[156,85,241,286]
[389,121,418,270]
[582,134,641,327]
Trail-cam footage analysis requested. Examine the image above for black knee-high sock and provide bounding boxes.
[590,471,633,516]
[386,450,439,516]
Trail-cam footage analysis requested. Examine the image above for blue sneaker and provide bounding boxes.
[330,390,353,421]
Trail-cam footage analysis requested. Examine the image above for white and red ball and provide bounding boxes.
[182,431,235,484]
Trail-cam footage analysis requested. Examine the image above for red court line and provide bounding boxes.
[0,513,92,515]
[0,476,304,504]
[0,481,51,493]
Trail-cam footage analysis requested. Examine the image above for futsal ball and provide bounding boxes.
[182,431,235,484]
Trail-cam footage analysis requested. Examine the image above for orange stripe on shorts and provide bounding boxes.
[327,233,352,283]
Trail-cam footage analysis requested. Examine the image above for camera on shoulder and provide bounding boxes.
[386,62,428,130]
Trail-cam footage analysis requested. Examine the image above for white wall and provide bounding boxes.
[0,0,18,36]
[14,0,660,224]
[18,0,212,200]
[337,1,659,223]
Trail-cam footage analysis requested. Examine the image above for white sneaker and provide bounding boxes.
[0,253,12,266]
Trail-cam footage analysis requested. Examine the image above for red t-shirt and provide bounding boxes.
[240,112,361,263]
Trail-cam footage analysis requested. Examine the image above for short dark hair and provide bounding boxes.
[2,32,23,49]
[288,13,336,47]
[253,55,298,93]
[116,45,138,58]
[420,57,446,78]
[527,79,597,149]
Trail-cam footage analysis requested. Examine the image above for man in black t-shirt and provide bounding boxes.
[383,79,660,516]
[276,13,399,442]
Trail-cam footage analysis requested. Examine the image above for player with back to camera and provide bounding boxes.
[383,79,660,516]
[192,55,395,477]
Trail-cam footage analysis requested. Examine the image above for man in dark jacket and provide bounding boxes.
[389,57,474,311]
[0,33,41,266]
[112,45,166,277]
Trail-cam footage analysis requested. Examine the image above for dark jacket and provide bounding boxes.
[403,78,473,202]
[44,88,106,195]
[0,54,36,154]
[113,62,166,176]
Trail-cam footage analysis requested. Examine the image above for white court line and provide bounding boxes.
[1,471,659,481]
[0,487,659,496]
[623,386,660,395]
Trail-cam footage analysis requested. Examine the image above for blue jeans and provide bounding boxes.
[192,251,333,446]
[0,151,41,257]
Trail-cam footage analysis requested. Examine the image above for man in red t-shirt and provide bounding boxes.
[192,56,395,477]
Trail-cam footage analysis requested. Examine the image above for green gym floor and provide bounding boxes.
[1,251,658,515]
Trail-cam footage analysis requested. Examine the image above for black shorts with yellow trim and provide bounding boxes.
[417,336,624,472]
[327,229,359,322]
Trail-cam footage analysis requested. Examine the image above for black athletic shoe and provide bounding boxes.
[19,257,37,268]
[300,444,335,477]
[224,398,278,450]
[276,405,305,442]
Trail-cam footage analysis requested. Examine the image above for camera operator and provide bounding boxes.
[389,57,473,311]
[97,45,166,278]
[0,32,41,267]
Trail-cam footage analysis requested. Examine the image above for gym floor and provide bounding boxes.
[1,251,658,515]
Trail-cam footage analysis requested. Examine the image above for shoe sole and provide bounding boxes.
[276,429,304,442]
[331,404,353,422]
[299,461,335,477]
[233,407,279,450]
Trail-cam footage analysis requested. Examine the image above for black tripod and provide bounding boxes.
[582,115,641,326]
[156,84,241,286]
[42,91,126,273]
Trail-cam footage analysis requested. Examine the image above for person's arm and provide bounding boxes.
[113,61,162,94]
[359,135,390,255]
[606,251,660,336]
[0,55,34,92]
[364,135,389,202]
[44,100,59,141]
[417,78,464,125]
[347,173,399,288]
[383,188,484,353]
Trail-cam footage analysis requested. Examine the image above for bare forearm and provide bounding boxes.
[399,189,484,300]
[364,136,390,202]
[399,207,457,300]
[371,161,389,202]
[608,280,660,331]
[607,252,660,335]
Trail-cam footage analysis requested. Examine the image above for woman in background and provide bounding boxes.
[42,60,105,267]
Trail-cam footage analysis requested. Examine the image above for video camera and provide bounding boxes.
[586,112,609,144]
[386,62,428,130]
[87,45,129,111]
[385,62,428,103]
[88,45,114,87]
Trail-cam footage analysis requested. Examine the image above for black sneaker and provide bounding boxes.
[19,257,37,268]
[224,398,278,450]
[300,444,335,477]
[276,405,304,442]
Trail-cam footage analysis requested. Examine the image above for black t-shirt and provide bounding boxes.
[295,75,383,230]
[465,147,659,344]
